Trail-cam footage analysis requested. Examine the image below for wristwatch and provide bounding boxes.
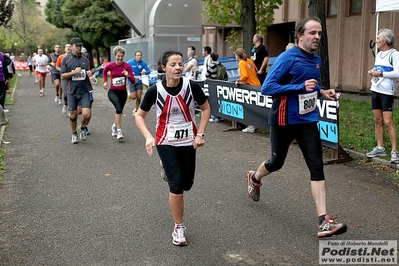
[197,133,205,138]
[380,71,383,77]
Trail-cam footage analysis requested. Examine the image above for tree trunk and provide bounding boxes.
[241,0,256,55]
[308,0,330,89]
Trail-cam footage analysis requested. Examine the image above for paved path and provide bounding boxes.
[0,72,398,265]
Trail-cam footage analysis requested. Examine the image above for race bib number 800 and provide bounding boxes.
[299,91,317,115]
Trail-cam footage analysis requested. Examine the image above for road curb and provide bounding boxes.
[343,148,399,170]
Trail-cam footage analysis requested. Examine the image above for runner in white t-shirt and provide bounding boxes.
[33,48,49,96]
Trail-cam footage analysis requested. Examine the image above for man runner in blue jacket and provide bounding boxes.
[245,17,347,238]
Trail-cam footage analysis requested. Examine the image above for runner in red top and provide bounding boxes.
[103,46,135,140]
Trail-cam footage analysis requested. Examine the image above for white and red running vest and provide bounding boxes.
[155,78,198,146]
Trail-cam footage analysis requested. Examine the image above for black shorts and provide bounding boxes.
[51,72,61,81]
[157,145,196,194]
[129,82,143,93]
[108,89,127,114]
[265,123,325,181]
[68,91,92,111]
[371,91,394,112]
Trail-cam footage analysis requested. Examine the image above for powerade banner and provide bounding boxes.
[201,80,340,150]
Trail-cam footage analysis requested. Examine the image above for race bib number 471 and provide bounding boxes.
[167,122,194,143]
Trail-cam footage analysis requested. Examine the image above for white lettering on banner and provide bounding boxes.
[216,85,272,108]
[202,83,209,96]
[317,99,338,121]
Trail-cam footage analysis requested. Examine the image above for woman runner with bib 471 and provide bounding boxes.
[135,50,210,246]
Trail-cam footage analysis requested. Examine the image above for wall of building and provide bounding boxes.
[228,1,399,94]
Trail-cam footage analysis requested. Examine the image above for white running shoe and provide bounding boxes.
[172,225,187,246]
[58,99,63,105]
[117,129,124,140]
[132,109,137,116]
[62,105,67,114]
[390,151,399,164]
[79,125,87,141]
[54,95,59,103]
[40,89,44,97]
[242,125,255,133]
[111,124,117,137]
[71,133,78,144]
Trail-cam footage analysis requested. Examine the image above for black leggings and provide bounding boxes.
[157,145,196,194]
[265,123,325,181]
[108,89,127,114]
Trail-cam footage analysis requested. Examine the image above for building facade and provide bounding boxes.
[202,0,399,94]
[112,0,399,93]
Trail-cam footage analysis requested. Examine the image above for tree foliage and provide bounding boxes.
[0,0,14,29]
[0,0,70,56]
[202,0,282,53]
[45,0,131,59]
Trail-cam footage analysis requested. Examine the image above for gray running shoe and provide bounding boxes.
[79,125,87,141]
[62,105,67,114]
[111,124,117,137]
[391,151,399,164]
[366,146,386,158]
[246,170,262,201]
[71,133,78,144]
[116,129,124,140]
[318,215,347,238]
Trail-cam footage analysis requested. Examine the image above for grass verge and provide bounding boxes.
[339,97,399,158]
[0,73,19,184]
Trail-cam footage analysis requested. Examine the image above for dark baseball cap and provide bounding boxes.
[70,37,83,46]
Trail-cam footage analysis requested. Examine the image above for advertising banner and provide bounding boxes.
[202,80,340,149]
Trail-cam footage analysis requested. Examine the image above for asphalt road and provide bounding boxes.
[0,72,398,265]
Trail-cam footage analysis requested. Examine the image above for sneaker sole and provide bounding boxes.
[117,136,124,140]
[318,223,348,238]
[173,240,187,246]
[366,153,387,158]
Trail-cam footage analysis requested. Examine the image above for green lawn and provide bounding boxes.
[339,98,399,158]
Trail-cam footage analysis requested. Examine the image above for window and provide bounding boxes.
[349,0,362,15]
[327,0,338,17]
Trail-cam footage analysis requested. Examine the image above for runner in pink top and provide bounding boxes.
[103,46,135,140]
